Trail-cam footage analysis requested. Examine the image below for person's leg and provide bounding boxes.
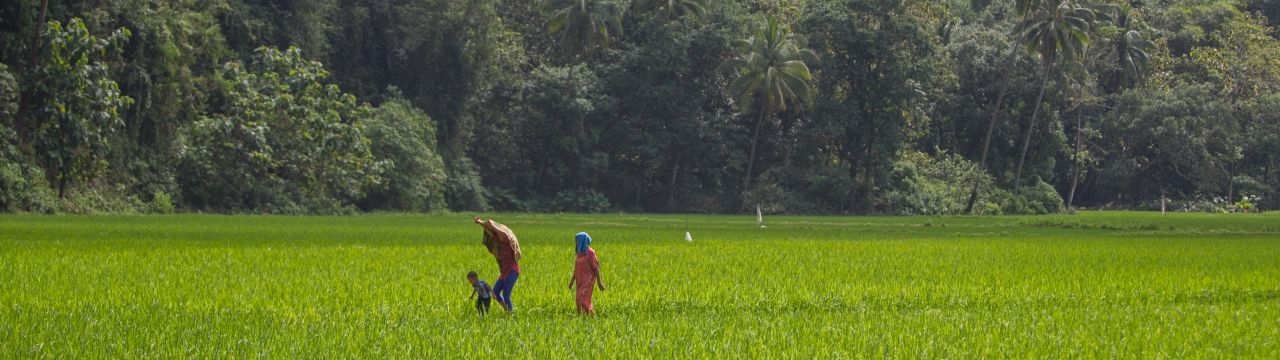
[492,277,510,311]
[500,272,519,311]
[475,298,484,315]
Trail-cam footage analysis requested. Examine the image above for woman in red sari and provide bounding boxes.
[475,217,521,312]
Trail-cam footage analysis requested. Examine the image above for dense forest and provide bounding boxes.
[1,0,1278,214]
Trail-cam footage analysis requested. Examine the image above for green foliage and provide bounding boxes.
[1008,179,1065,214]
[26,18,133,197]
[0,158,55,213]
[360,95,448,212]
[632,0,709,19]
[0,127,56,213]
[886,151,1000,215]
[550,188,612,213]
[443,157,490,212]
[722,15,816,116]
[0,64,54,212]
[1101,84,1236,200]
[502,64,615,210]
[150,189,174,214]
[1235,194,1258,212]
[800,0,943,213]
[547,0,625,54]
[55,184,147,214]
[1090,4,1155,92]
[1017,0,1095,66]
[0,63,15,124]
[177,46,379,214]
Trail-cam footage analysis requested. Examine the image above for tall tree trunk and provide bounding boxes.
[964,45,1022,214]
[1014,69,1050,196]
[1066,109,1084,211]
[15,0,51,150]
[741,102,768,211]
[1226,164,1235,207]
[667,152,681,212]
[861,120,877,212]
[28,0,50,68]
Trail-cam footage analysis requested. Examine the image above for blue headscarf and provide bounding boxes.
[575,232,592,255]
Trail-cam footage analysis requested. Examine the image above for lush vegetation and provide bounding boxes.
[3,0,1280,214]
[1,212,1278,356]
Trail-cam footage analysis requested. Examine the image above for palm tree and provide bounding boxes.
[547,0,625,55]
[1065,5,1151,210]
[721,15,816,208]
[631,0,708,19]
[964,0,1043,214]
[1061,62,1095,212]
[1012,0,1095,195]
[1101,8,1154,93]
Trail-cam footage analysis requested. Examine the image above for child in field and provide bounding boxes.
[567,232,605,315]
[467,271,493,315]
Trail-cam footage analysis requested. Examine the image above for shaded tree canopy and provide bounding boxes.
[1,0,1278,214]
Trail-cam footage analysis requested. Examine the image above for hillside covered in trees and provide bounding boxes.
[2,0,1278,214]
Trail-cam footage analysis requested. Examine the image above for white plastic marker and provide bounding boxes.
[756,204,766,228]
[684,231,693,242]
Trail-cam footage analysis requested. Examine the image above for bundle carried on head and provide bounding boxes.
[487,220,521,260]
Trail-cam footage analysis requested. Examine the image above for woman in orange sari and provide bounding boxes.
[568,232,605,315]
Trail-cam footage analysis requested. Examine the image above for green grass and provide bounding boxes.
[2,212,1279,358]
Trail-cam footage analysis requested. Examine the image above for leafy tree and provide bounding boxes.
[0,63,15,125]
[25,18,133,198]
[359,94,447,212]
[1,62,55,212]
[590,13,741,212]
[800,0,943,213]
[1100,84,1237,201]
[178,46,380,213]
[722,15,816,209]
[510,64,615,208]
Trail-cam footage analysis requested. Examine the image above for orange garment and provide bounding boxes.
[574,247,599,314]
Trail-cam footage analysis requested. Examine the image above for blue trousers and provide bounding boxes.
[492,271,519,311]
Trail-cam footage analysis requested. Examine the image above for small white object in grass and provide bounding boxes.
[684,231,693,242]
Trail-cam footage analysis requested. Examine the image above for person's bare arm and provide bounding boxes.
[594,264,605,291]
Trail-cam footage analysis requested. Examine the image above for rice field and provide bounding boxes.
[2,212,1279,358]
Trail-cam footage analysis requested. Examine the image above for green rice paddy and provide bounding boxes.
[2,212,1278,357]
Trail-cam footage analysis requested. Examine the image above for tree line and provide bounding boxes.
[1,0,1277,214]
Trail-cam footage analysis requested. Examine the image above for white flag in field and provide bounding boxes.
[684,231,693,242]
[756,205,764,228]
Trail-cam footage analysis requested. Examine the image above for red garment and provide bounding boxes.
[574,248,599,314]
[496,242,520,280]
